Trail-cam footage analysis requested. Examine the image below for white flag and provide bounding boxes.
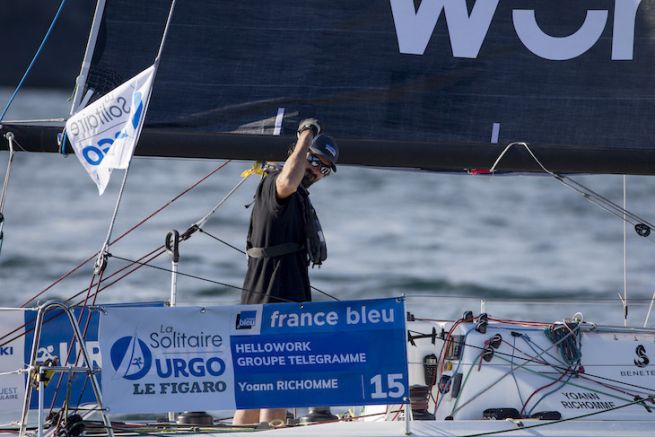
[65,66,155,195]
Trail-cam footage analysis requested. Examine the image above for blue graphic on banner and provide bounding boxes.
[231,298,408,409]
[23,302,163,410]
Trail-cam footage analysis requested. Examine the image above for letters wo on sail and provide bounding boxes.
[65,66,155,195]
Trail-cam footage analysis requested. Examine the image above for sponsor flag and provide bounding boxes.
[65,66,155,195]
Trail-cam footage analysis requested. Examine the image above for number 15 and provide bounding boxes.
[370,373,405,399]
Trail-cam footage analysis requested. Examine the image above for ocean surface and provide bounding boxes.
[1,88,655,325]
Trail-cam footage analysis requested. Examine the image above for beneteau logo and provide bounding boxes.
[634,345,650,368]
[110,335,153,380]
[390,0,641,60]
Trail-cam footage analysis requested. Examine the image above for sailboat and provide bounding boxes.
[2,0,655,435]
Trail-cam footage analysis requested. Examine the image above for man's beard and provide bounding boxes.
[301,172,317,188]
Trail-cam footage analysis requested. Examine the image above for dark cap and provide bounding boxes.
[309,134,339,172]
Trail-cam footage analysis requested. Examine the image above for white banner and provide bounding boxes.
[99,306,261,413]
[65,66,155,195]
[0,310,26,425]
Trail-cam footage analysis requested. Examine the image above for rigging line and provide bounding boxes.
[20,161,230,308]
[198,228,340,301]
[95,165,132,277]
[404,294,655,305]
[0,118,66,124]
[0,133,15,213]
[451,327,582,414]
[0,133,15,256]
[528,371,575,416]
[518,334,568,368]
[520,366,572,416]
[409,328,655,395]
[490,142,655,233]
[194,173,252,229]
[0,0,69,121]
[562,175,653,229]
[448,345,482,415]
[509,336,526,407]
[643,289,655,327]
[108,253,303,304]
[459,396,654,437]
[198,228,245,254]
[624,174,628,327]
[0,247,166,349]
[579,372,653,398]
[69,248,167,308]
[492,353,633,403]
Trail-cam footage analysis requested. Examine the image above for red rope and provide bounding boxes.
[20,161,230,308]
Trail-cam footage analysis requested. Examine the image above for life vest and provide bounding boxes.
[246,167,327,267]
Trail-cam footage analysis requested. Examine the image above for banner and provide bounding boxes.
[65,66,155,195]
[99,298,408,413]
[0,303,164,423]
[0,310,25,425]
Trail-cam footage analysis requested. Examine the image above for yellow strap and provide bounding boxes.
[241,161,265,178]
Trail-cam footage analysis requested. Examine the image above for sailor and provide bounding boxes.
[233,119,339,426]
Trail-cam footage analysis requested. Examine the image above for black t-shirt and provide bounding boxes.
[241,172,311,304]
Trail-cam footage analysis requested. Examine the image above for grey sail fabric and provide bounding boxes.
[3,0,655,174]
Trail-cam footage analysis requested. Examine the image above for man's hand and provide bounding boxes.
[297,118,321,138]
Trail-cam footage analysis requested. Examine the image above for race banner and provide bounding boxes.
[65,66,155,195]
[0,310,25,425]
[0,303,164,423]
[99,298,408,413]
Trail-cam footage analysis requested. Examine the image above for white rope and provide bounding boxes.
[0,421,20,427]
[404,294,655,306]
[95,166,132,274]
[623,175,628,327]
[0,132,16,256]
[195,172,251,229]
[0,132,15,213]
[0,118,66,124]
[643,290,655,328]
[0,368,26,377]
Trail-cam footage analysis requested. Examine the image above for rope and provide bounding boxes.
[20,161,230,308]
[0,0,69,121]
[544,323,582,366]
[404,294,655,305]
[0,246,166,349]
[109,253,303,304]
[449,325,584,415]
[459,396,654,437]
[0,133,15,256]
[410,325,655,397]
[490,142,655,237]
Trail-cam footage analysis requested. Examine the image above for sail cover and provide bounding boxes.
[3,0,655,174]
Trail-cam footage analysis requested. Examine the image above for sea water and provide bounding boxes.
[1,88,655,325]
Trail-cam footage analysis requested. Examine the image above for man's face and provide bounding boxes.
[302,153,331,188]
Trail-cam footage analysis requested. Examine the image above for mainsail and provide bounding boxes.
[2,0,655,174]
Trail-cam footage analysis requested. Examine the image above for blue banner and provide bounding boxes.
[231,298,408,409]
[23,302,163,410]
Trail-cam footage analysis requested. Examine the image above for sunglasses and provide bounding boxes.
[307,154,332,176]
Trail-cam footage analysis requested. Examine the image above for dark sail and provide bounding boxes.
[0,0,95,88]
[3,0,655,174]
